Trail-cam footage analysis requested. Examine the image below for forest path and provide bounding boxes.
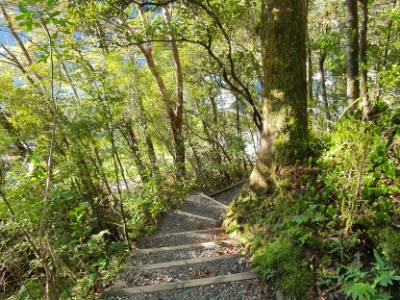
[102,180,272,300]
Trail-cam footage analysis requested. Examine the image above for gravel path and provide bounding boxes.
[120,255,249,287]
[103,184,272,300]
[128,241,241,266]
[180,194,227,220]
[105,279,274,300]
[152,210,219,235]
[211,182,246,206]
[137,228,228,248]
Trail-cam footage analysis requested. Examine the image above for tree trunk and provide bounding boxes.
[250,0,308,191]
[136,96,159,175]
[119,121,149,183]
[359,0,370,119]
[138,43,185,179]
[210,96,218,123]
[108,126,129,243]
[306,0,313,105]
[0,5,33,65]
[0,5,43,84]
[307,48,313,105]
[374,0,397,102]
[319,52,332,121]
[235,99,247,172]
[345,0,360,106]
[165,5,186,179]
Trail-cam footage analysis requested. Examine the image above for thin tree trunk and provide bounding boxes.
[58,57,80,102]
[375,0,397,102]
[0,185,58,300]
[119,121,149,183]
[210,96,218,123]
[165,5,186,179]
[77,155,99,199]
[359,0,370,119]
[109,126,129,243]
[0,5,43,85]
[235,99,247,172]
[345,0,360,106]
[92,145,115,199]
[115,149,131,193]
[0,5,33,65]
[136,96,159,175]
[138,43,185,179]
[319,52,331,121]
[307,48,313,105]
[358,1,372,116]
[189,140,203,182]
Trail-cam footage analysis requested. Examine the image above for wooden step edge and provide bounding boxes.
[174,209,219,222]
[196,193,229,209]
[208,179,248,197]
[104,272,259,297]
[131,254,243,270]
[143,227,224,239]
[133,239,240,254]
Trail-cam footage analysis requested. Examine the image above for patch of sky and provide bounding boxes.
[12,75,26,87]
[127,5,139,20]
[216,89,236,111]
[0,18,31,46]
[255,80,262,94]
[136,57,146,65]
[73,31,85,41]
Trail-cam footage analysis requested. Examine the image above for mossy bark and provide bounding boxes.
[249,0,308,191]
[345,0,360,106]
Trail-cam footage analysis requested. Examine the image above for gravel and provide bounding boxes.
[102,184,272,300]
[104,279,274,300]
[180,194,227,221]
[153,210,219,236]
[211,183,245,206]
[128,241,241,266]
[119,255,249,287]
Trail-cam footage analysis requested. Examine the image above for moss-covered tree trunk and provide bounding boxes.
[345,0,360,106]
[249,0,308,191]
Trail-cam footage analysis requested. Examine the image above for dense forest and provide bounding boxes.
[0,0,399,299]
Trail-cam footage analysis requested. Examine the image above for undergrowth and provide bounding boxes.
[1,174,194,299]
[225,110,400,299]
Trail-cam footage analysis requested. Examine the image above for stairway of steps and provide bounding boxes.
[102,181,273,300]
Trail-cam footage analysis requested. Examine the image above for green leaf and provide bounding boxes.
[342,282,376,300]
[374,270,400,287]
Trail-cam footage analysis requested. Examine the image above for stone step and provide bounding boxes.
[128,240,241,266]
[103,273,267,300]
[151,209,220,236]
[137,228,227,249]
[179,193,227,221]
[117,254,249,287]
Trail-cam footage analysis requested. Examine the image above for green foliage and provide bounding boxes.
[251,237,314,298]
[328,251,400,300]
[379,229,400,269]
[228,111,400,299]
